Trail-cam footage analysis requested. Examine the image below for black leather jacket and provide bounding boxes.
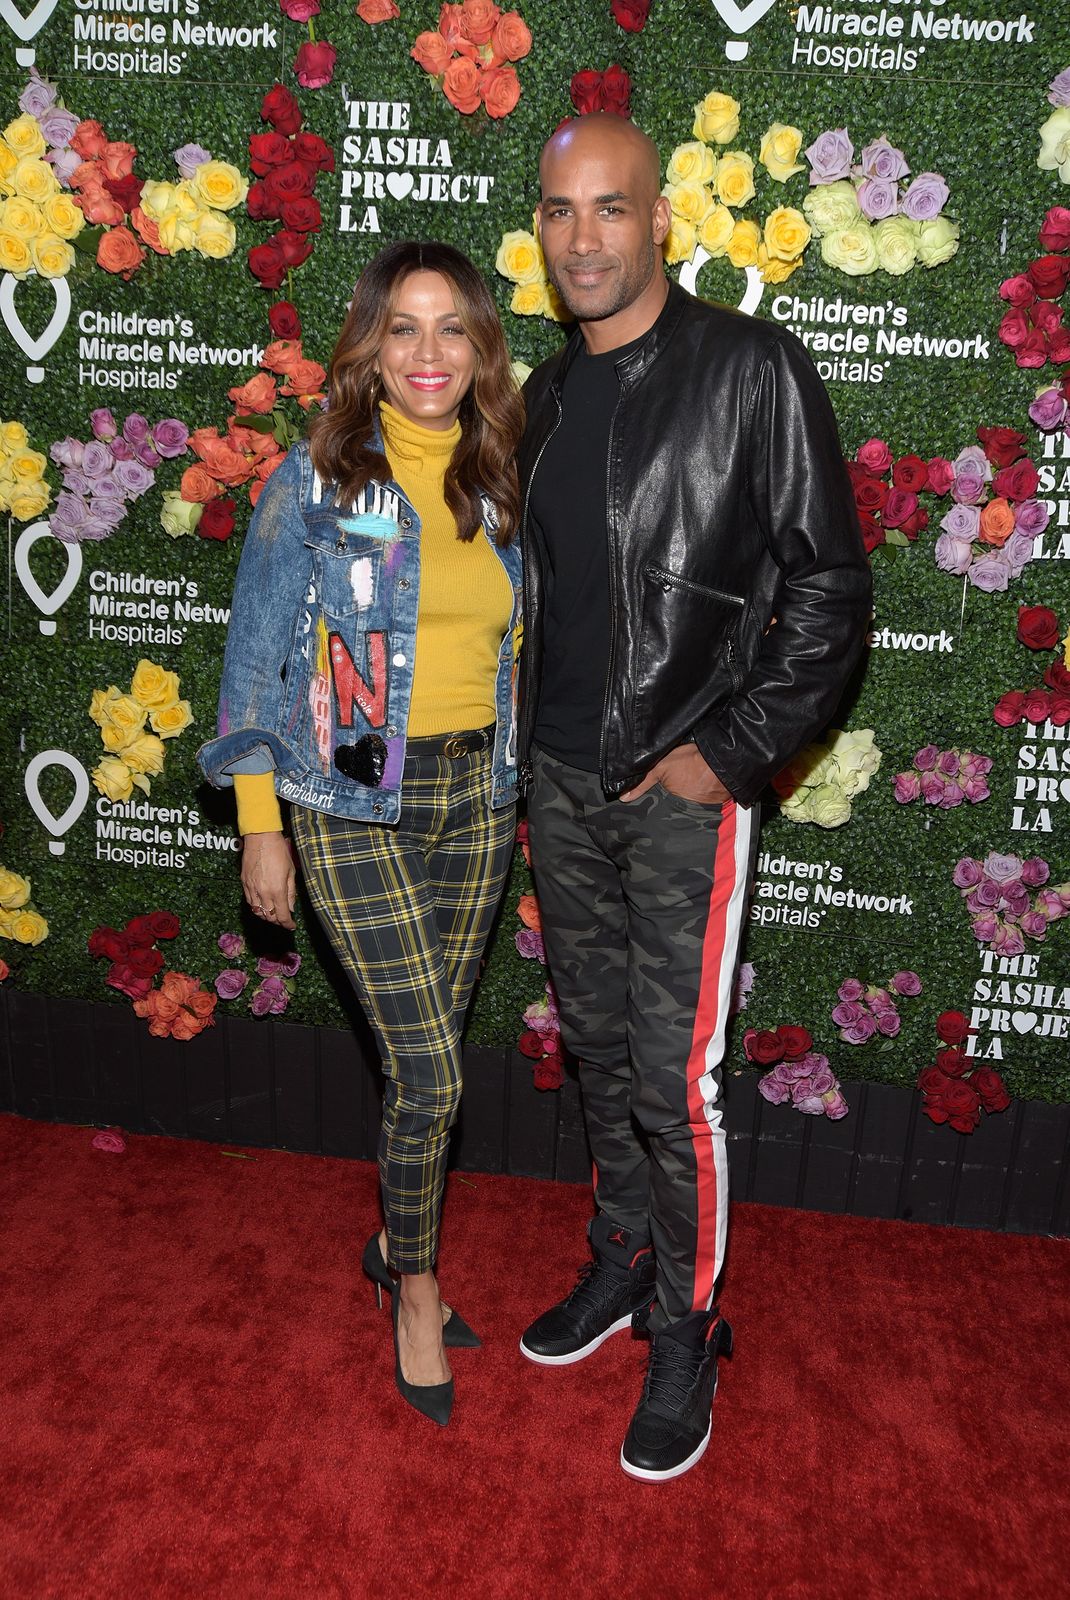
[517,281,872,806]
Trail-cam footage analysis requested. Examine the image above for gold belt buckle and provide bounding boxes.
[443,734,468,758]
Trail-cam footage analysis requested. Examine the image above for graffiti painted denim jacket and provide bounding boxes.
[196,432,523,824]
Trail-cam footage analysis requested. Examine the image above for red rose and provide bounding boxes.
[280,196,322,233]
[262,160,316,203]
[935,1047,969,1079]
[917,1064,951,1095]
[106,962,154,1002]
[123,945,164,979]
[776,1025,813,1061]
[269,300,302,339]
[271,228,313,268]
[199,497,237,541]
[103,173,144,213]
[145,911,180,940]
[1031,301,1064,335]
[125,914,160,944]
[970,1066,1010,1113]
[1039,206,1070,252]
[517,1030,544,1059]
[1050,693,1070,727]
[248,240,287,288]
[892,454,929,492]
[900,507,928,540]
[936,1010,973,1045]
[291,131,335,172]
[261,84,302,135]
[1017,604,1061,650]
[882,487,918,529]
[941,1078,981,1133]
[976,425,1026,469]
[599,63,632,117]
[570,69,603,115]
[611,0,650,30]
[857,511,883,553]
[998,308,1030,349]
[1028,254,1070,299]
[1047,329,1070,364]
[246,180,282,221]
[743,1028,784,1066]
[1044,660,1070,693]
[992,458,1039,500]
[854,478,889,512]
[248,131,293,175]
[1023,688,1054,724]
[534,1053,566,1091]
[927,457,955,496]
[294,39,337,89]
[88,926,129,962]
[992,690,1027,727]
[998,273,1037,310]
[1015,331,1050,368]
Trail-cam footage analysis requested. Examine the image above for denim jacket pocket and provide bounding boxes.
[303,520,393,621]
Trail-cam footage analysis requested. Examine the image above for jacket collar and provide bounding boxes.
[549,277,687,395]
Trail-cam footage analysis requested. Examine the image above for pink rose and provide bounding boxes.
[893,771,921,803]
[856,437,893,476]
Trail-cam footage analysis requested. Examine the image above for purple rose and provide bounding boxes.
[913,744,941,771]
[90,408,117,441]
[939,781,965,808]
[1004,534,1039,578]
[18,69,57,119]
[82,440,113,478]
[151,419,190,459]
[1028,387,1067,431]
[1036,887,1065,918]
[891,970,922,996]
[938,750,960,776]
[953,857,983,889]
[218,932,245,958]
[1002,882,1031,918]
[280,950,301,977]
[960,753,993,780]
[984,851,1023,884]
[257,976,290,1014]
[256,956,285,977]
[38,107,79,148]
[1048,68,1070,107]
[49,491,91,543]
[807,1061,836,1096]
[214,969,249,1000]
[90,469,124,502]
[920,771,946,804]
[174,142,212,179]
[515,928,545,961]
[822,1088,849,1120]
[1013,499,1049,538]
[867,987,895,1013]
[50,436,84,470]
[250,987,273,1017]
[969,552,1011,592]
[1020,857,1050,888]
[791,1083,826,1115]
[971,878,1003,908]
[893,771,921,803]
[1018,909,1049,938]
[804,128,854,184]
[876,1010,901,1037]
[135,441,161,470]
[122,413,151,447]
[900,172,949,221]
[109,437,134,461]
[971,910,999,943]
[992,921,1025,958]
[758,1073,791,1105]
[962,776,990,804]
[939,504,980,542]
[47,147,81,186]
[859,136,909,182]
[951,470,987,507]
[60,469,92,497]
[88,497,127,533]
[857,177,898,221]
[831,999,865,1027]
[113,459,154,498]
[841,1014,878,1044]
[934,533,974,575]
[837,978,865,1002]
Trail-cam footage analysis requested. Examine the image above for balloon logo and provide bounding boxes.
[14,520,82,634]
[24,750,90,856]
[0,0,60,66]
[0,270,71,381]
[707,0,779,59]
[679,254,764,317]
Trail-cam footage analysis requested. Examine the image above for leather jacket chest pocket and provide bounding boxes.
[303,514,400,621]
[638,563,746,718]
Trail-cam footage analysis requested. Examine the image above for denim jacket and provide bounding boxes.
[197,431,523,823]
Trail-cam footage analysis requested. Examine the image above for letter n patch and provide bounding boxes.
[329,632,388,729]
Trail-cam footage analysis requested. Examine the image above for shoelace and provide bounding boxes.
[562,1259,625,1317]
[640,1335,706,1415]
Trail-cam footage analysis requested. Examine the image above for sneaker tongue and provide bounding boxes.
[588,1215,649,1269]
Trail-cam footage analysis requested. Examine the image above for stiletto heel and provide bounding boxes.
[361,1230,481,1349]
[391,1279,454,1426]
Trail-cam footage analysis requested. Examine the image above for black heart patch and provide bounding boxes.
[334,734,388,787]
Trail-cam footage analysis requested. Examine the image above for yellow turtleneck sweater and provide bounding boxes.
[234,401,512,835]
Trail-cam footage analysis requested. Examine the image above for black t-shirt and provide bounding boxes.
[529,334,644,772]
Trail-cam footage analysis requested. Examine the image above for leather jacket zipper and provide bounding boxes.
[518,391,564,789]
[600,378,629,788]
[646,564,745,607]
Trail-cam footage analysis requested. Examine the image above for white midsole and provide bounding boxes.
[518,1313,633,1367]
[619,1415,713,1483]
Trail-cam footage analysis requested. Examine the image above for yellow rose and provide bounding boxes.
[715,153,756,210]
[0,229,32,277]
[13,156,58,205]
[8,479,50,521]
[0,474,13,512]
[697,204,735,257]
[8,447,47,481]
[666,179,713,226]
[692,91,740,146]
[758,123,805,182]
[756,244,803,285]
[89,685,123,727]
[100,693,148,745]
[510,280,551,316]
[138,180,175,221]
[820,224,878,276]
[662,215,697,266]
[7,907,48,945]
[188,159,248,212]
[92,756,135,803]
[0,195,42,240]
[726,218,760,268]
[193,210,236,260]
[3,114,46,160]
[1,421,28,452]
[763,206,812,262]
[667,141,717,187]
[31,232,74,279]
[121,731,167,777]
[0,141,17,192]
[130,659,180,709]
[42,192,84,241]
[149,699,194,739]
[157,211,196,254]
[0,868,31,910]
[496,229,544,285]
[172,181,202,221]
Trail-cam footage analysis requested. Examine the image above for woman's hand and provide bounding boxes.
[240,832,296,929]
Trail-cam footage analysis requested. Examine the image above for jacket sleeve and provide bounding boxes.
[692,332,872,806]
[196,445,314,790]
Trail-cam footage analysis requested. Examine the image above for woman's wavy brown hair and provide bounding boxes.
[308,240,524,546]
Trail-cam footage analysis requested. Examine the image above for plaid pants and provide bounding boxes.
[290,742,515,1274]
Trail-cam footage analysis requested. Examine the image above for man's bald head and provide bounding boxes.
[539,114,662,204]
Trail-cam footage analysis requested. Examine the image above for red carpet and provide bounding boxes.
[0,1113,1067,1599]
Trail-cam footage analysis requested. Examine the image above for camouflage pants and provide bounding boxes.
[528,748,758,1330]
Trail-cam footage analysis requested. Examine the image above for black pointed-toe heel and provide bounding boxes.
[391,1280,454,1427]
[361,1232,481,1349]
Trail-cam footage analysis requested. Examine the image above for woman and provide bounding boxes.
[198,241,524,1426]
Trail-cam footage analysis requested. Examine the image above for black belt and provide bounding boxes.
[405,724,495,759]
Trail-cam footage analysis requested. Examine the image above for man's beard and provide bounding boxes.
[547,235,657,322]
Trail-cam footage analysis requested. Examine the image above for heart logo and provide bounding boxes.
[14,519,83,633]
[23,749,91,855]
[0,269,71,379]
[1011,1011,1038,1035]
[386,172,415,201]
[0,0,59,41]
[679,253,764,317]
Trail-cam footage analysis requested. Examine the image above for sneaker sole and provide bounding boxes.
[518,1313,634,1367]
[619,1415,713,1483]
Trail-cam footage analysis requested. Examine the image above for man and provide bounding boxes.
[516,114,871,1482]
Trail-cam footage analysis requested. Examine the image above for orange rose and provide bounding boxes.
[70,119,108,160]
[461,0,499,44]
[356,0,399,18]
[180,463,223,502]
[228,417,280,460]
[249,479,265,506]
[130,204,167,256]
[229,371,278,414]
[97,225,144,280]
[280,357,327,397]
[68,159,101,192]
[101,141,137,182]
[255,452,286,482]
[438,3,466,45]
[491,11,532,62]
[482,65,521,118]
[411,30,451,75]
[443,57,482,114]
[978,497,1016,547]
[516,893,541,932]
[79,179,125,227]
[296,392,326,411]
[261,337,303,374]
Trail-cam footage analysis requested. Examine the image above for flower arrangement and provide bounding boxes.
[411,4,533,119]
[917,1010,1009,1134]
[892,746,992,808]
[1039,68,1070,184]
[746,1025,849,1120]
[772,727,881,829]
[831,971,922,1045]
[247,86,334,291]
[930,429,1047,592]
[992,608,1070,728]
[88,659,193,804]
[495,227,569,322]
[570,64,633,120]
[844,437,929,555]
[0,865,48,947]
[0,420,50,523]
[997,206,1070,371]
[48,410,188,544]
[0,96,84,280]
[89,912,217,1039]
[214,932,301,1017]
[952,852,1070,955]
[518,983,565,1091]
[278,0,338,89]
[802,130,958,277]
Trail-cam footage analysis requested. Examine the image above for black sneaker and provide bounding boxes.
[620,1309,733,1482]
[519,1216,655,1366]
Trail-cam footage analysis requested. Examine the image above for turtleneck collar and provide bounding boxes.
[379,401,461,473]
